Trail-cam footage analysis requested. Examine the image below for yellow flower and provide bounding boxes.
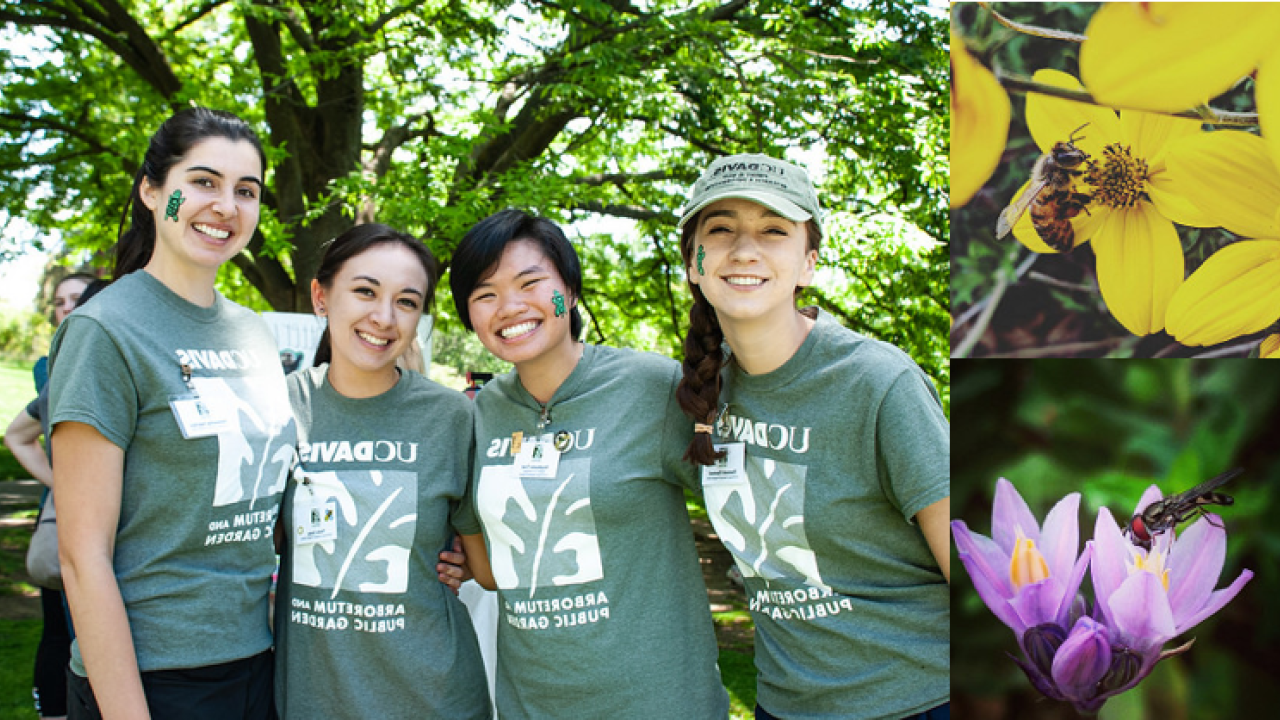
[1017,70,1201,336]
[1081,3,1280,113]
[1261,334,1280,358]
[951,32,1010,208]
[1165,240,1280,347]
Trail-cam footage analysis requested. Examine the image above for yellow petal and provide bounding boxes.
[1257,49,1280,180]
[951,34,1011,208]
[1081,3,1280,113]
[1147,173,1219,228]
[1093,203,1184,336]
[1119,109,1203,169]
[1165,240,1280,345]
[1026,70,1121,159]
[1164,131,1280,238]
[1260,334,1280,358]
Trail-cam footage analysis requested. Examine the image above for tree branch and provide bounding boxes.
[172,0,233,34]
[0,112,131,164]
[978,1,1087,43]
[572,201,677,224]
[996,72,1258,127]
[574,170,674,186]
[365,1,421,39]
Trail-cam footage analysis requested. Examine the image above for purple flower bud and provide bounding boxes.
[1099,646,1142,693]
[1023,623,1068,677]
[1051,617,1112,702]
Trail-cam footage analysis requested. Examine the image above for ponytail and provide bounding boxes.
[313,326,333,367]
[116,171,157,277]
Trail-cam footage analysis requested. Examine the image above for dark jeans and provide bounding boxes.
[756,702,950,720]
[33,587,72,717]
[67,649,275,720]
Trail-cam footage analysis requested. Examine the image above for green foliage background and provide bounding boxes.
[952,359,1280,719]
[0,0,949,400]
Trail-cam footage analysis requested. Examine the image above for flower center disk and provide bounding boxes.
[1084,143,1149,208]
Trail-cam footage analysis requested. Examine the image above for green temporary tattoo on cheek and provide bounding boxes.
[552,289,567,318]
[164,190,185,222]
[696,245,706,275]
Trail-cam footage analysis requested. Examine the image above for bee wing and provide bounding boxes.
[996,178,1046,239]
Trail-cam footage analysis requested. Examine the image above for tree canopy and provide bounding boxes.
[0,0,948,401]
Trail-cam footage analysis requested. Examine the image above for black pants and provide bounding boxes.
[756,702,950,720]
[67,649,275,720]
[33,587,72,717]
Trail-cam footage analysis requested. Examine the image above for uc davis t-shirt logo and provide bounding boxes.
[476,457,603,594]
[706,455,828,592]
[291,469,418,596]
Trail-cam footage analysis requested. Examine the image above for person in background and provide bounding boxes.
[274,223,491,719]
[675,154,951,720]
[49,107,296,720]
[447,208,730,718]
[6,277,107,720]
[32,273,97,392]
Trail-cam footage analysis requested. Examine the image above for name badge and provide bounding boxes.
[168,394,232,438]
[294,492,338,545]
[702,442,746,485]
[515,434,561,479]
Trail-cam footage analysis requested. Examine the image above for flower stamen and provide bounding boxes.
[1084,143,1150,208]
[1127,547,1171,592]
[1011,534,1052,590]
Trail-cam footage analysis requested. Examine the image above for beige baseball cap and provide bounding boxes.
[678,154,821,228]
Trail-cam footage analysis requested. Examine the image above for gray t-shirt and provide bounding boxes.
[49,270,297,674]
[274,365,490,719]
[709,310,950,719]
[472,344,729,719]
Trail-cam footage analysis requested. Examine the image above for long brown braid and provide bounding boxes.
[675,212,823,465]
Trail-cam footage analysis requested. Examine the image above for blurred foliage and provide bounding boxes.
[952,359,1280,719]
[949,2,1265,358]
[0,309,49,364]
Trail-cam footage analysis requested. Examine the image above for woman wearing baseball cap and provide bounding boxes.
[675,154,951,720]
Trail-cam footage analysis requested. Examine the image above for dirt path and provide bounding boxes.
[690,515,755,653]
[0,479,42,619]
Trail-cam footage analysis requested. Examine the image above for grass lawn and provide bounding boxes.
[0,360,37,481]
[0,619,40,720]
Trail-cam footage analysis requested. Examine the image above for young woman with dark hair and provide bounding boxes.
[448,208,730,718]
[48,107,296,720]
[676,154,952,720]
[274,222,491,719]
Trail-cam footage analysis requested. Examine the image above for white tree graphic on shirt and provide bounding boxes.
[476,457,602,595]
[705,455,828,591]
[290,468,417,596]
[190,375,295,509]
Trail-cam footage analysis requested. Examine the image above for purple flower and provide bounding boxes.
[955,478,1253,716]
[1078,488,1254,707]
[951,478,1092,639]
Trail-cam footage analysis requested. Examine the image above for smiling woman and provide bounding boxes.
[445,208,730,717]
[675,154,951,720]
[275,223,491,719]
[47,108,296,720]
